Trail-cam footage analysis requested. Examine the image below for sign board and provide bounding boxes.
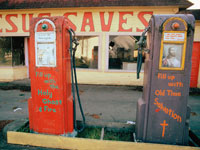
[35,19,56,67]
[163,33,185,41]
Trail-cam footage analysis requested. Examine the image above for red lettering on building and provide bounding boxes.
[22,14,33,32]
[2,11,153,33]
[100,12,114,32]
[118,12,133,32]
[6,14,18,32]
[81,12,95,32]
[136,11,153,32]
[0,14,2,32]
[38,13,51,17]
[63,12,77,31]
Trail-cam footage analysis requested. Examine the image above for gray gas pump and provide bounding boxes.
[136,14,195,145]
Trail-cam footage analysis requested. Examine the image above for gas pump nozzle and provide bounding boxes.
[136,26,150,79]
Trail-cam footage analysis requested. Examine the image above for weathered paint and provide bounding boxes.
[136,15,195,145]
[28,17,74,135]
[0,66,28,81]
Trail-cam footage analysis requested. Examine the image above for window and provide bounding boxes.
[0,37,25,66]
[75,36,99,69]
[108,35,145,71]
[0,37,12,66]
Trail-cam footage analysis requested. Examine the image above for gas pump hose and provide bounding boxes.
[69,29,86,133]
[137,26,150,79]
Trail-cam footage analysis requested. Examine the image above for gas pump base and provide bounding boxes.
[135,98,146,141]
[136,98,191,144]
[30,130,77,138]
[61,130,77,137]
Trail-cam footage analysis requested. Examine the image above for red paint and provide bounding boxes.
[136,11,153,32]
[28,17,74,135]
[38,13,51,17]
[63,12,77,31]
[190,42,200,87]
[155,108,160,112]
[22,14,33,32]
[1,11,153,33]
[118,12,133,32]
[81,12,95,31]
[5,14,18,32]
[100,12,114,31]
[172,22,180,29]
[0,14,2,32]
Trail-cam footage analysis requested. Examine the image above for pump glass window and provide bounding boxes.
[159,30,186,70]
[161,44,183,68]
[37,43,56,67]
[76,36,99,69]
[0,37,25,66]
[108,35,145,70]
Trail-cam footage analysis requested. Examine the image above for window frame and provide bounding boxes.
[105,32,145,72]
[0,36,26,67]
[75,32,102,71]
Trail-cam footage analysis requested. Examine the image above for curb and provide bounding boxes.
[0,83,30,91]
[2,119,29,140]
[7,131,198,150]
[3,119,199,149]
[2,119,135,140]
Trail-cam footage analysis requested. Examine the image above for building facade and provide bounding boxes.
[0,0,199,87]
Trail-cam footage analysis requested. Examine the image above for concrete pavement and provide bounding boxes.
[0,83,142,123]
[0,79,199,131]
[0,79,199,148]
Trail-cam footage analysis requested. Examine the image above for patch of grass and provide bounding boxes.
[19,93,25,96]
[17,123,30,133]
[77,127,101,139]
[104,130,133,142]
[77,127,133,141]
[15,123,133,142]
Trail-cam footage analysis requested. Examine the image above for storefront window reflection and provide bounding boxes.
[109,35,145,70]
[0,37,12,66]
[0,37,25,66]
[76,36,99,69]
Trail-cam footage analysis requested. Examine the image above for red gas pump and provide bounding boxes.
[28,16,85,136]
